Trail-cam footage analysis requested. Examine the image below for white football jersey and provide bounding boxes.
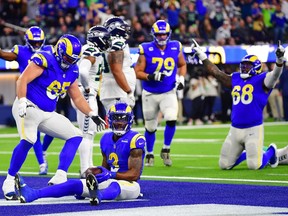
[78,44,103,92]
[100,38,136,100]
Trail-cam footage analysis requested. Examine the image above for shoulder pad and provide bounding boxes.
[31,52,48,68]
[82,46,101,57]
[11,45,20,55]
[110,38,126,52]
[130,134,146,150]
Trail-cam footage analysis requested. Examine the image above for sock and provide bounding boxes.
[33,131,44,165]
[230,151,246,169]
[145,130,156,153]
[8,140,33,176]
[260,147,275,169]
[42,134,54,152]
[78,136,93,174]
[164,124,176,146]
[39,179,83,198]
[99,182,120,200]
[58,136,82,171]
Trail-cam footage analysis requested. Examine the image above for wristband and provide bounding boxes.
[111,172,117,179]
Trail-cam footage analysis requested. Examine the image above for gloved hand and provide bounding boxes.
[191,39,207,61]
[276,40,286,64]
[147,71,166,81]
[89,112,106,132]
[176,75,185,90]
[95,166,116,183]
[18,97,28,118]
[127,91,135,106]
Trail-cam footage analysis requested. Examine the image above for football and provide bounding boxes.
[84,167,102,177]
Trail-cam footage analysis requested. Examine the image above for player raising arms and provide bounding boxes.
[2,34,106,200]
[191,39,285,170]
[0,26,52,175]
[134,20,187,167]
[15,102,145,206]
[100,17,136,112]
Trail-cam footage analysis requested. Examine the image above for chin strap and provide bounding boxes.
[240,73,251,79]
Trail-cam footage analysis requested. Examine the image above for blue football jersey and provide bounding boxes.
[231,72,271,128]
[138,40,182,93]
[100,130,146,179]
[26,51,79,112]
[11,44,53,73]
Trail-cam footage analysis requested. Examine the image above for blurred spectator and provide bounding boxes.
[215,20,233,45]
[260,1,275,44]
[209,1,228,33]
[164,2,181,32]
[252,13,266,44]
[271,3,287,45]
[279,64,288,121]
[130,21,149,47]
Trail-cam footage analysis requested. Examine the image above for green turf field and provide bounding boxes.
[0,122,287,186]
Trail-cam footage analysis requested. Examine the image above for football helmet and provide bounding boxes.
[151,20,171,46]
[240,54,262,79]
[55,34,82,70]
[108,102,134,136]
[87,25,111,52]
[24,26,45,52]
[103,17,131,39]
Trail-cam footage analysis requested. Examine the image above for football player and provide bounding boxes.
[76,25,111,178]
[14,102,146,205]
[2,34,106,201]
[191,39,285,170]
[100,16,136,112]
[0,26,52,175]
[134,20,187,167]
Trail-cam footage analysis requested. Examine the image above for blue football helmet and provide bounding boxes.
[55,34,82,70]
[24,26,45,52]
[87,25,111,52]
[240,54,262,79]
[108,102,134,136]
[151,20,171,46]
[103,17,131,39]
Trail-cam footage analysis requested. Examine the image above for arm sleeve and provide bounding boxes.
[79,58,92,89]
[264,65,283,89]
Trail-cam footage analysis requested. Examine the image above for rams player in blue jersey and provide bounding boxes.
[134,20,187,167]
[14,102,146,206]
[0,26,53,175]
[191,39,285,170]
[2,34,106,200]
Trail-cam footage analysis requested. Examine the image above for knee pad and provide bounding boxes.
[145,120,158,132]
[166,120,176,127]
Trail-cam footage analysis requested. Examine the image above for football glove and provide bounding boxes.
[191,39,207,61]
[276,40,286,64]
[95,166,117,183]
[89,112,106,132]
[176,75,185,90]
[147,71,166,81]
[18,97,28,118]
[127,91,135,106]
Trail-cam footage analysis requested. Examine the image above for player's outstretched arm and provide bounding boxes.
[191,39,232,88]
[0,48,17,61]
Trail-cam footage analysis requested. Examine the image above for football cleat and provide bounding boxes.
[15,173,38,203]
[2,178,17,200]
[39,162,48,175]
[160,148,172,166]
[86,173,101,205]
[48,173,67,185]
[145,154,155,167]
[268,143,279,168]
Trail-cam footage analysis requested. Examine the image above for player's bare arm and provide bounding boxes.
[202,59,232,88]
[177,52,187,77]
[17,62,44,98]
[101,152,110,169]
[108,50,131,93]
[68,80,93,115]
[116,148,143,181]
[0,49,17,61]
[134,54,149,80]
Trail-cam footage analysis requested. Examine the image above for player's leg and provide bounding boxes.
[33,131,48,175]
[142,90,159,166]
[42,133,54,167]
[219,126,244,169]
[2,99,40,200]
[159,90,178,166]
[15,173,83,203]
[39,112,83,185]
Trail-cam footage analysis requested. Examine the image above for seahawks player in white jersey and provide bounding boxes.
[76,26,111,177]
[100,17,136,112]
